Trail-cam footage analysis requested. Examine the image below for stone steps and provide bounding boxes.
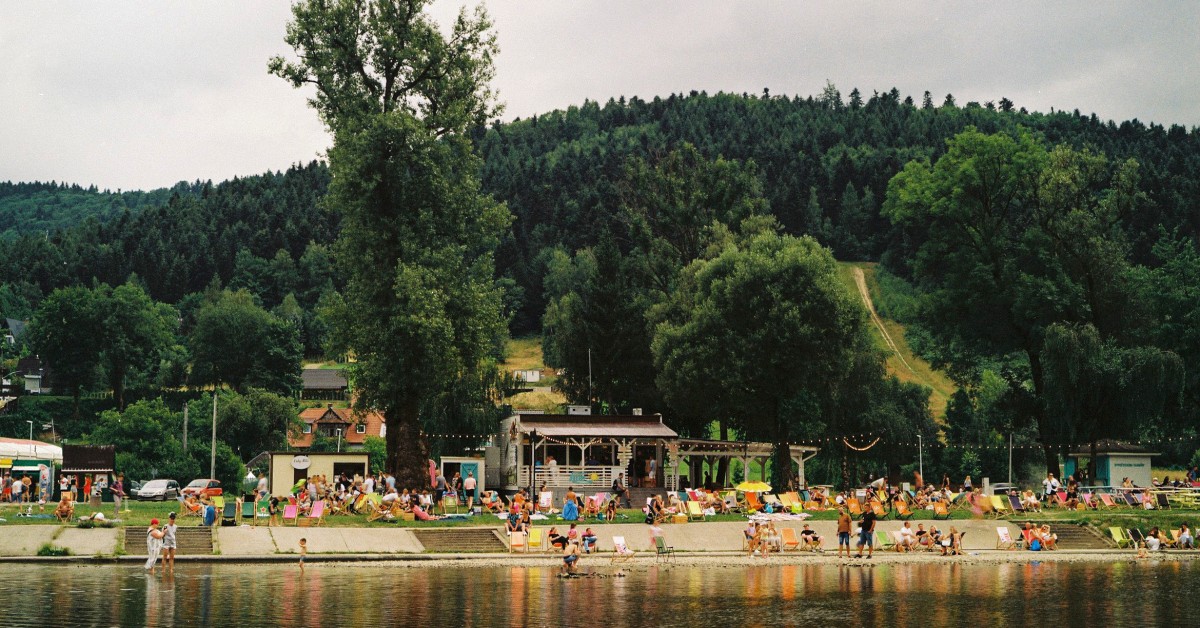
[123,526,214,555]
[411,528,507,552]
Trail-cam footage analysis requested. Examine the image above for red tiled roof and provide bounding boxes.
[290,406,385,448]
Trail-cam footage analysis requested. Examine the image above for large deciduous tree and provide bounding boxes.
[272,0,509,488]
[883,127,1177,472]
[100,282,177,409]
[29,286,104,417]
[652,231,865,489]
[189,289,302,395]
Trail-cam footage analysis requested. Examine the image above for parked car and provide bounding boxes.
[181,479,222,499]
[137,479,180,501]
[989,483,1019,495]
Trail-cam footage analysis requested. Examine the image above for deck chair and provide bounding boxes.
[778,493,796,511]
[509,530,527,553]
[1099,493,1119,509]
[537,491,554,513]
[780,527,802,551]
[722,491,741,513]
[1121,492,1139,508]
[1109,527,1131,548]
[1080,492,1097,509]
[1055,490,1068,505]
[745,492,764,512]
[182,499,204,518]
[1006,494,1026,515]
[221,501,237,525]
[870,501,889,520]
[1127,528,1146,546]
[212,495,225,511]
[282,504,298,525]
[528,527,544,552]
[932,502,951,519]
[990,495,1010,518]
[654,536,675,563]
[307,500,326,526]
[240,499,255,522]
[894,501,914,520]
[996,527,1018,550]
[256,499,271,524]
[847,498,863,518]
[611,536,635,563]
[763,494,783,511]
[686,500,706,521]
[1155,493,1171,510]
[874,530,894,551]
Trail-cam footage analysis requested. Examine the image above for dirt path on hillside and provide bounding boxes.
[853,266,914,373]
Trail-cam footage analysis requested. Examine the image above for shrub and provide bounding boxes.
[36,544,69,557]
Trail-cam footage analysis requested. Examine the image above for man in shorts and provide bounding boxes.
[855,505,876,558]
[837,507,852,557]
[561,538,581,575]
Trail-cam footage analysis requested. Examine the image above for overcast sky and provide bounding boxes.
[2,2,1197,191]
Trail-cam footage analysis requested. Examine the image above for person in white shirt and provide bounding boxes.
[463,472,477,510]
[364,475,375,494]
[898,521,917,551]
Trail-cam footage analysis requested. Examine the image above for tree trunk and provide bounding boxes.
[1088,440,1098,483]
[385,398,429,490]
[773,442,795,492]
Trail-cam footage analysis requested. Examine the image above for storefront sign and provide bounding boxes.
[291,455,311,470]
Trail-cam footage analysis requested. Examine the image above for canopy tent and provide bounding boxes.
[0,438,63,464]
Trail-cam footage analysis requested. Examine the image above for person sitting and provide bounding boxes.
[54,494,74,522]
[897,521,917,552]
[745,522,760,556]
[1020,490,1041,512]
[1039,525,1058,550]
[183,495,203,516]
[667,492,684,514]
[800,524,822,550]
[1179,524,1195,549]
[941,526,961,556]
[915,523,932,549]
[547,526,568,549]
[581,527,598,553]
[506,510,523,535]
[604,497,618,522]
[762,522,782,554]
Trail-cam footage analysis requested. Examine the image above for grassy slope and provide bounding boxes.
[837,262,957,422]
[503,337,567,412]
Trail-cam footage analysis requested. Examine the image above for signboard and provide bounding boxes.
[291,455,311,470]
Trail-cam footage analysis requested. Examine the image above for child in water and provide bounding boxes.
[299,538,307,571]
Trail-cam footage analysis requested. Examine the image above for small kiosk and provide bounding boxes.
[267,451,369,496]
[1065,440,1159,488]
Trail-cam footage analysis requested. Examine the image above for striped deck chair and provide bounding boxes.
[610,536,635,563]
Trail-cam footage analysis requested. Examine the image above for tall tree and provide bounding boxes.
[99,282,177,409]
[28,286,104,416]
[653,230,865,489]
[189,289,301,394]
[272,0,509,488]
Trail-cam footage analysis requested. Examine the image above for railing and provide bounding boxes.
[517,466,619,489]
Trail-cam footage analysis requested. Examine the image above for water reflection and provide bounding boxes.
[0,560,1194,627]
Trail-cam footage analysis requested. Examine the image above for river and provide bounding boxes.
[2,560,1193,627]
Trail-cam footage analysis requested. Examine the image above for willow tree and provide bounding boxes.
[271,0,509,487]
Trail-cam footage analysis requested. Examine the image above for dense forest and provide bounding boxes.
[3,87,1200,483]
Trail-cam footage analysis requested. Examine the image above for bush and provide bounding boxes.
[36,544,69,557]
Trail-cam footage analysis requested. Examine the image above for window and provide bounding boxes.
[302,423,312,434]
[356,423,367,434]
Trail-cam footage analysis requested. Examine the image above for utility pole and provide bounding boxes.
[210,392,217,479]
[587,348,593,405]
[917,434,923,481]
[182,404,188,451]
[1008,433,1013,484]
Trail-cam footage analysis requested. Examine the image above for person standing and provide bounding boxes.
[298,538,307,572]
[145,519,165,574]
[433,470,447,513]
[112,473,127,516]
[855,503,877,559]
[837,507,853,558]
[611,473,630,508]
[463,471,477,511]
[161,512,178,573]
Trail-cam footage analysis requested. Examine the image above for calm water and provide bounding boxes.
[2,560,1195,627]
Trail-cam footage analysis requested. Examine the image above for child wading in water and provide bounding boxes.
[299,538,307,571]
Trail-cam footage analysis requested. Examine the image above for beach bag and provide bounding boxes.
[1030,539,1041,551]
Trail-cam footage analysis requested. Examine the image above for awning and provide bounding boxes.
[517,421,677,439]
[11,459,49,472]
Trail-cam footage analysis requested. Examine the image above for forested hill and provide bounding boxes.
[472,89,1200,331]
[0,181,199,239]
[4,89,1200,337]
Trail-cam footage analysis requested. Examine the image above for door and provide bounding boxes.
[460,462,480,500]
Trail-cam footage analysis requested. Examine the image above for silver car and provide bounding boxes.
[137,479,180,501]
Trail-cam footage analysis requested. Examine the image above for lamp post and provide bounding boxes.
[210,392,217,480]
[917,434,923,481]
[26,420,33,440]
[336,428,342,453]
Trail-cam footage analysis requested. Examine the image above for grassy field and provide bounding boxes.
[503,336,568,411]
[503,337,546,372]
[837,261,957,421]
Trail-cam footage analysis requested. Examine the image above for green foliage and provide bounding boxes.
[28,286,105,412]
[188,289,302,395]
[99,282,178,408]
[36,544,70,556]
[211,388,302,459]
[84,399,200,484]
[275,0,507,487]
[362,436,387,475]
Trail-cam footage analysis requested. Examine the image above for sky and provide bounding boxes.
[2,1,1198,191]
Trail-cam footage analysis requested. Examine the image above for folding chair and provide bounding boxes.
[611,536,635,563]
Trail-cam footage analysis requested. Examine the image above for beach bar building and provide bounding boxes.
[492,409,818,495]
[1065,440,1159,488]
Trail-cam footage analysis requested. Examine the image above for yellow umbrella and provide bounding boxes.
[735,481,772,493]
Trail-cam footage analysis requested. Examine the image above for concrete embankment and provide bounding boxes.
[1,519,1193,565]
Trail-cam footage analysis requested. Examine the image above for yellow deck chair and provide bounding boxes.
[528,527,544,552]
[686,500,705,521]
[990,495,1009,518]
[780,527,802,551]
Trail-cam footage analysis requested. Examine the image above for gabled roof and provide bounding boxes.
[3,318,26,339]
[301,368,348,390]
